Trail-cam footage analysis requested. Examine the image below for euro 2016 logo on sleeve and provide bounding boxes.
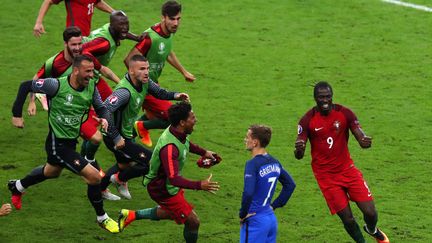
[297,125,303,135]
[36,79,45,88]
[109,96,118,105]
[64,94,74,106]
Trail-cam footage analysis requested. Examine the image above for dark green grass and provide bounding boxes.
[0,0,431,242]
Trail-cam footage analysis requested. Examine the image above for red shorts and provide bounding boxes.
[314,166,373,214]
[149,189,193,224]
[142,94,172,120]
[80,109,99,140]
[96,77,113,102]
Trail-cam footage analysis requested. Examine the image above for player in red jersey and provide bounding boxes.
[33,0,114,37]
[294,81,389,243]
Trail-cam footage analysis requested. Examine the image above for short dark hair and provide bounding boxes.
[63,26,81,42]
[110,10,127,22]
[249,125,272,148]
[168,101,191,126]
[314,81,333,98]
[73,55,93,68]
[129,54,147,65]
[162,1,182,17]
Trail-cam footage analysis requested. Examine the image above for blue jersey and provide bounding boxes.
[239,154,295,218]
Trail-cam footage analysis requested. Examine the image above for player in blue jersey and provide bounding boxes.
[239,125,296,243]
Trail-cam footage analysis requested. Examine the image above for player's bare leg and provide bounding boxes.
[357,201,389,243]
[336,204,365,243]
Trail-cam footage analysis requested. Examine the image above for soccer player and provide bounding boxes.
[124,0,195,147]
[239,125,296,243]
[33,0,114,37]
[118,102,221,243]
[99,54,190,200]
[0,203,12,217]
[20,26,120,185]
[9,55,125,233]
[294,81,389,243]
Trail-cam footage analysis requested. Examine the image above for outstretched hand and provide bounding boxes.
[200,173,219,194]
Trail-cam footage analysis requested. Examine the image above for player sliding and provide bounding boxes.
[118,102,221,243]
[294,81,389,243]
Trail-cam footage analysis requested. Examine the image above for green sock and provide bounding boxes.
[344,222,365,243]
[80,140,88,157]
[183,227,198,243]
[85,141,100,161]
[143,119,170,130]
[136,207,159,220]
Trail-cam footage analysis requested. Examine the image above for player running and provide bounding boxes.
[294,81,389,243]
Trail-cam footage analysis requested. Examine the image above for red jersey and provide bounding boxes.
[297,104,361,175]
[52,0,101,36]
[36,51,102,79]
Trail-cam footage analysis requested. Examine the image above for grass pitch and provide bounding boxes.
[0,0,431,242]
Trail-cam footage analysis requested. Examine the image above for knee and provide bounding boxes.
[186,214,200,230]
[87,173,102,185]
[363,208,378,221]
[89,131,102,144]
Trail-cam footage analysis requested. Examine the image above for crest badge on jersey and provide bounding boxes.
[158,42,165,54]
[333,120,340,132]
[36,79,45,88]
[297,125,303,135]
[64,94,74,106]
[109,96,118,105]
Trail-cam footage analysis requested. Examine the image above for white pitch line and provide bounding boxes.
[382,0,432,12]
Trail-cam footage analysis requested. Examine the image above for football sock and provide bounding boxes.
[143,118,170,130]
[20,165,48,188]
[136,207,159,220]
[118,164,149,182]
[97,213,109,223]
[344,221,365,243]
[100,164,120,190]
[87,184,105,216]
[183,227,198,243]
[85,141,100,161]
[363,212,378,234]
[80,140,88,157]
[15,180,25,193]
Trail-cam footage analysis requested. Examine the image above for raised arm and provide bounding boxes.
[33,0,54,37]
[95,0,114,13]
[99,65,120,83]
[148,80,189,101]
[167,51,195,82]
[12,78,59,128]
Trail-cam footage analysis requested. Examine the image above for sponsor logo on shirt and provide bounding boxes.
[55,115,82,126]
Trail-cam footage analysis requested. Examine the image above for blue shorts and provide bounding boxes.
[240,212,277,243]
